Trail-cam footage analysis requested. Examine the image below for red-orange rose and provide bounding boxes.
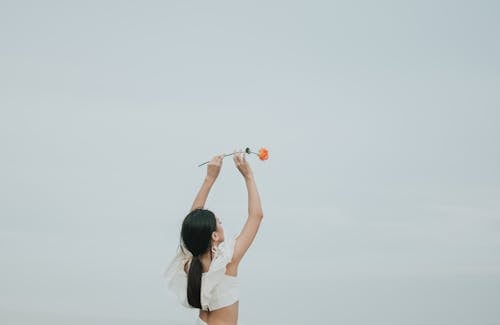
[258,147,269,161]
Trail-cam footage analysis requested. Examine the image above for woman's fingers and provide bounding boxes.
[209,154,223,168]
[230,147,252,178]
[232,148,248,167]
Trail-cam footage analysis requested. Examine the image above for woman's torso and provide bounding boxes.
[189,260,240,325]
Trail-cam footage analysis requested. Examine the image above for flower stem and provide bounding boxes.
[197,150,255,167]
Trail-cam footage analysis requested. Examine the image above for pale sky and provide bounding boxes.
[1,1,499,324]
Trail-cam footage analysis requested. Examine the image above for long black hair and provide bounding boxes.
[181,208,217,308]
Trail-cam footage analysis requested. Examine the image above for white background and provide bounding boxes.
[1,1,499,324]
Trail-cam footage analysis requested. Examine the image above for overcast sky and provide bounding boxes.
[1,1,499,324]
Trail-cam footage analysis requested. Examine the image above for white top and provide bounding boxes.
[164,237,239,311]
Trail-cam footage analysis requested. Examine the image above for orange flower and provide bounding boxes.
[258,147,269,161]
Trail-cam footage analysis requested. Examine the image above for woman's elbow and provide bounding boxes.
[254,212,264,220]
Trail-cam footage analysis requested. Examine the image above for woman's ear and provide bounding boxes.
[211,231,219,242]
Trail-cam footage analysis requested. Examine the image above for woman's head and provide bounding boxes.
[181,208,224,255]
[181,208,224,308]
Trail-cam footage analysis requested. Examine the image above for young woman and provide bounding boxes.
[164,150,264,325]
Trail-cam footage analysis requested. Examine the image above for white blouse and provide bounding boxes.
[164,237,239,311]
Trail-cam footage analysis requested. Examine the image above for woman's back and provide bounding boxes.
[198,249,240,324]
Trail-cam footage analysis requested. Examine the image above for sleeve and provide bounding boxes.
[163,247,193,309]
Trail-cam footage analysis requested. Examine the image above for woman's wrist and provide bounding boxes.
[205,175,217,183]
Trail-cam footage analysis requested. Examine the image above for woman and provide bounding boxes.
[165,150,264,325]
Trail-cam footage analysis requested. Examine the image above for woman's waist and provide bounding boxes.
[200,301,239,325]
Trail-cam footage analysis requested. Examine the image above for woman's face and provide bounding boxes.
[215,216,225,242]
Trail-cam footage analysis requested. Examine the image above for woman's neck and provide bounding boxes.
[199,243,218,272]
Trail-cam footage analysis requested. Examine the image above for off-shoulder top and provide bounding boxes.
[164,237,239,311]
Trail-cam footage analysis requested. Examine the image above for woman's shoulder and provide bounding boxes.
[207,235,238,274]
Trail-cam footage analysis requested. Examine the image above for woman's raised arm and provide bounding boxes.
[231,150,264,264]
[190,154,223,212]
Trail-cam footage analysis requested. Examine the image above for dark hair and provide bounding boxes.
[181,208,217,308]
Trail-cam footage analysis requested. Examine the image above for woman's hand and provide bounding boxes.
[190,154,222,211]
[233,149,253,179]
[206,154,224,180]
